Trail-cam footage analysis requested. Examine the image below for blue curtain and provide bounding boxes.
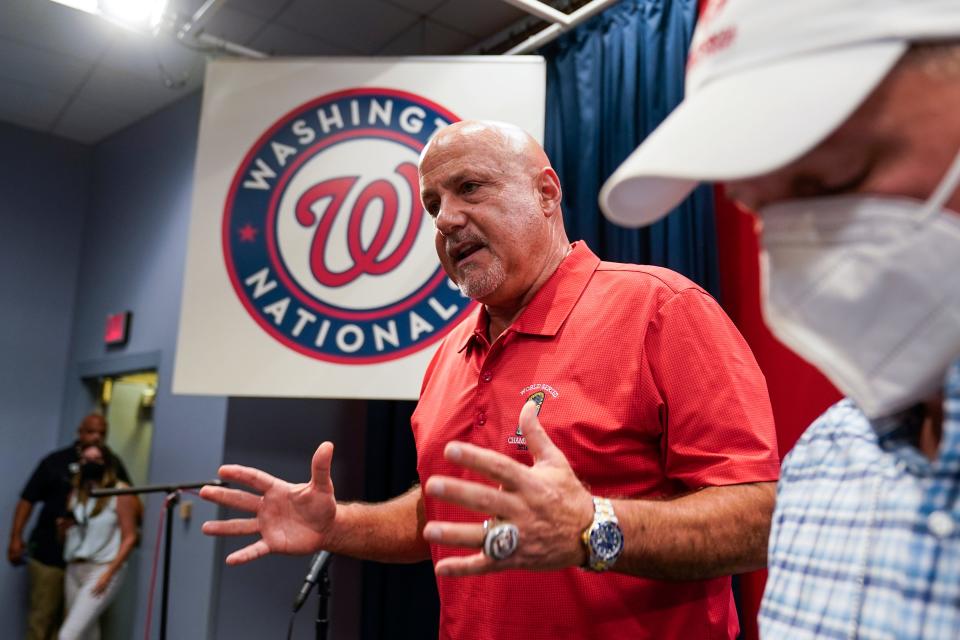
[542,0,720,298]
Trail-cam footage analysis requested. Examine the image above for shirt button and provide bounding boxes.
[477,412,486,426]
[927,510,955,538]
[481,371,492,382]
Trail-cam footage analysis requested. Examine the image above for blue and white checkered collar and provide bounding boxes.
[871,407,923,441]
[870,357,960,450]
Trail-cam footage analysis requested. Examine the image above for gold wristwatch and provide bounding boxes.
[581,497,624,572]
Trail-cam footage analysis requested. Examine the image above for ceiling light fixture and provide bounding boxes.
[47,0,168,33]
[98,0,168,31]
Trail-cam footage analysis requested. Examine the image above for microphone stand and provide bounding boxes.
[316,560,331,640]
[92,480,224,640]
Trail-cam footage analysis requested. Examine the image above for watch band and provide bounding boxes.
[581,496,623,572]
[593,496,617,524]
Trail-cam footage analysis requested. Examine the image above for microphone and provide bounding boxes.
[292,550,333,612]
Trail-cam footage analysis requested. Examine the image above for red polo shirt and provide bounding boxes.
[411,242,779,640]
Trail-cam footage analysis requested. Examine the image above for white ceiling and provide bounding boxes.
[0,0,565,144]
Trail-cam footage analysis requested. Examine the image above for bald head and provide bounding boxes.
[420,120,552,179]
[77,414,107,448]
[419,119,563,226]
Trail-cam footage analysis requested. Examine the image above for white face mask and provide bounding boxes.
[758,150,960,419]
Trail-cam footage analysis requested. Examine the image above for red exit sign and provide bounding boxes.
[104,311,131,346]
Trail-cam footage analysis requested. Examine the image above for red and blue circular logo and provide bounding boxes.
[223,88,475,364]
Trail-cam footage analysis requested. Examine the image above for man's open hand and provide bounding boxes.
[422,400,594,576]
[200,442,339,565]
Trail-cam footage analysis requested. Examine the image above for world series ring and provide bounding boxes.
[482,521,520,561]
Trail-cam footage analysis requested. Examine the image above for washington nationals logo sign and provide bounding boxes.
[223,88,475,364]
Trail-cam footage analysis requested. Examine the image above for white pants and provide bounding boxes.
[58,562,126,640]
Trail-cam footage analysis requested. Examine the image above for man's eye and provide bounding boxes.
[424,202,439,217]
[461,182,480,194]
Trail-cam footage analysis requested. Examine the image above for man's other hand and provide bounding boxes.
[423,400,594,576]
[200,442,339,565]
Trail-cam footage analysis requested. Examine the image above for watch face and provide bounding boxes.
[590,521,624,561]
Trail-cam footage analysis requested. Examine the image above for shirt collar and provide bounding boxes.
[873,357,960,441]
[872,405,924,441]
[456,241,599,352]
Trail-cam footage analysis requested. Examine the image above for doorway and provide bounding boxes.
[93,370,157,487]
[87,369,157,640]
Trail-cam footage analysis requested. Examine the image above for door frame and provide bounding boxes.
[60,351,162,445]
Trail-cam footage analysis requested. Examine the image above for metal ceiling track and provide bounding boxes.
[165,0,619,58]
[171,0,266,58]
[500,0,619,54]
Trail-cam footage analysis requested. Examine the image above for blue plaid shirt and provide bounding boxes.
[759,359,960,639]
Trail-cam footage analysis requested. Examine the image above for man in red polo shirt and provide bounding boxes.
[201,120,779,639]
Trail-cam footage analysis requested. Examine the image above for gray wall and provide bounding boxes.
[215,397,367,640]
[1,93,372,638]
[53,92,229,639]
[0,123,92,629]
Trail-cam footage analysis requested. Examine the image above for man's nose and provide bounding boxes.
[434,204,466,237]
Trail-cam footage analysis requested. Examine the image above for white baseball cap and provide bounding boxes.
[600,0,960,228]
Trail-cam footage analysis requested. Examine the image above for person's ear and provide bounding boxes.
[537,167,563,217]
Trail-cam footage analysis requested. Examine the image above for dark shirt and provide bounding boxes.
[20,444,130,567]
